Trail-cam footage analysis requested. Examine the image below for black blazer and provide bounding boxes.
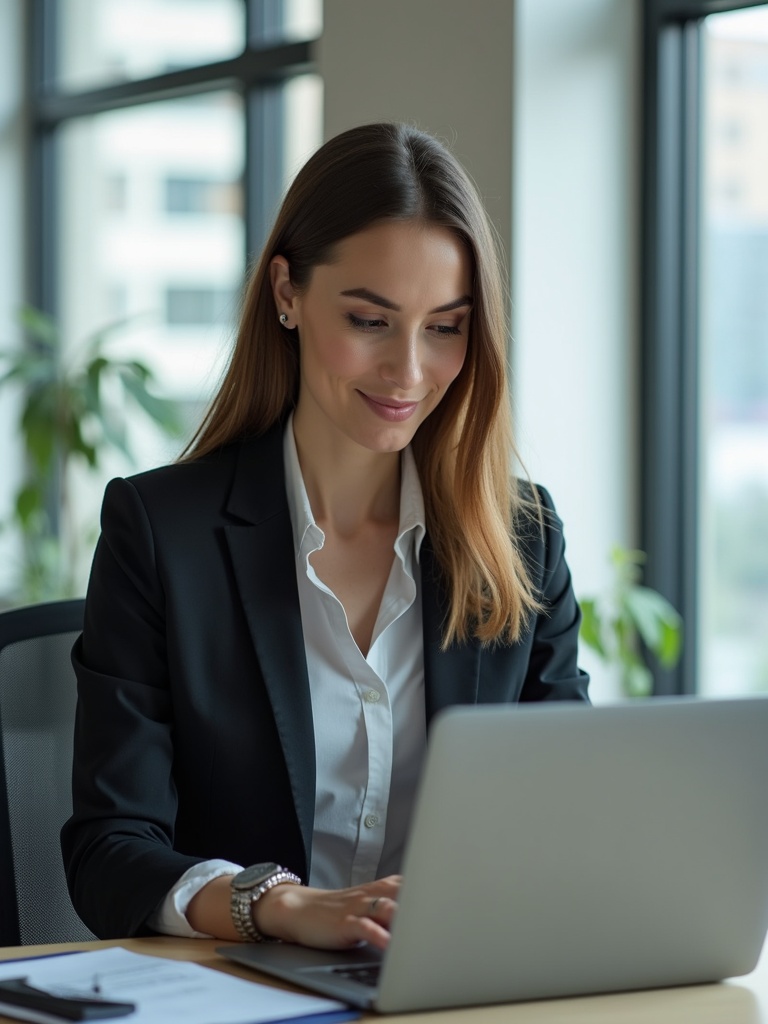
[61,422,589,938]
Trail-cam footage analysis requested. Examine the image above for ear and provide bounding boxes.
[270,255,300,326]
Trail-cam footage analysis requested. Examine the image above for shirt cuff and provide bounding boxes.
[147,859,244,938]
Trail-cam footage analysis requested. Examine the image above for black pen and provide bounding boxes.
[0,976,135,1021]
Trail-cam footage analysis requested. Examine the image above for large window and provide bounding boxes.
[642,0,768,695]
[26,0,322,592]
[700,7,768,695]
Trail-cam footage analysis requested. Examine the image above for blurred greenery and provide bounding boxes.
[579,546,683,698]
[0,306,182,603]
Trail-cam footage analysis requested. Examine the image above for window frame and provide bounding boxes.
[24,0,317,320]
[641,0,767,694]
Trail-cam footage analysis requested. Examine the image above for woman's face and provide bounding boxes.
[272,219,472,456]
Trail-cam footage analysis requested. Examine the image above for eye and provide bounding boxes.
[430,324,463,337]
[346,312,388,332]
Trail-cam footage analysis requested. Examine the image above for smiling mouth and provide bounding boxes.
[358,392,420,422]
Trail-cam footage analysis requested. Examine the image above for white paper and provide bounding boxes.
[0,946,353,1024]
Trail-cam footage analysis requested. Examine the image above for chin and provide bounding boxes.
[350,424,418,454]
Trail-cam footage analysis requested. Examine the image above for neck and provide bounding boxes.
[291,416,401,537]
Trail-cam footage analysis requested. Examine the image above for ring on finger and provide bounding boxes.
[369,897,382,915]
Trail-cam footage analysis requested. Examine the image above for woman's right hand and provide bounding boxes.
[254,875,401,951]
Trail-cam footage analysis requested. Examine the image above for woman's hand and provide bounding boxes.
[255,875,401,951]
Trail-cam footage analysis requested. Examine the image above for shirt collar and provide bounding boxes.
[282,414,426,565]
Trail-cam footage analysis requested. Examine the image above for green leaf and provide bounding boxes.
[122,360,153,382]
[0,352,58,388]
[15,483,44,526]
[612,613,635,662]
[623,586,683,666]
[657,618,683,668]
[21,407,57,472]
[17,306,59,346]
[579,598,607,659]
[63,415,98,467]
[83,356,109,414]
[120,371,182,433]
[622,660,653,698]
[99,411,132,461]
[610,546,646,567]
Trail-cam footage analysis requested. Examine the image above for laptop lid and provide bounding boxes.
[220,696,768,1013]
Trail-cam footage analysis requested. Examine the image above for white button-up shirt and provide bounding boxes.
[148,419,427,935]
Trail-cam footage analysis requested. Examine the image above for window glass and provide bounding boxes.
[700,5,768,695]
[58,91,245,584]
[282,71,324,180]
[280,0,323,43]
[57,0,245,91]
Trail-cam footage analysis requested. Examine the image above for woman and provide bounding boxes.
[62,122,589,950]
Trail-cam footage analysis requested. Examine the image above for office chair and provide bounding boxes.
[0,599,96,945]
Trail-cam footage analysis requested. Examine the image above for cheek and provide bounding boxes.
[302,328,366,380]
[433,342,469,388]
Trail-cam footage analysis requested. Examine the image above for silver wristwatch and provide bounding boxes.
[230,862,302,942]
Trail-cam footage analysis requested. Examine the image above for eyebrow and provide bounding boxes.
[340,287,473,314]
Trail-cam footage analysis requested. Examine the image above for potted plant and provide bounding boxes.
[0,306,182,603]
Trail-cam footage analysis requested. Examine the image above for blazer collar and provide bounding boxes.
[225,421,289,525]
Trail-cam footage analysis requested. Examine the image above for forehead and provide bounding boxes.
[310,219,472,304]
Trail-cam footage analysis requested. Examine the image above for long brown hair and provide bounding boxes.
[184,122,541,646]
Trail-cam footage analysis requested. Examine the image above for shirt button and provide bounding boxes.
[364,689,381,703]
[364,814,380,829]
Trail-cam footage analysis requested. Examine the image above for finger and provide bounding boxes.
[367,896,397,928]
[340,913,393,951]
[365,876,401,899]
[374,874,402,888]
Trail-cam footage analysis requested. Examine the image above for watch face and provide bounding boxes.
[232,862,280,891]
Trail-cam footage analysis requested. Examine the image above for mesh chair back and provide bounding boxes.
[0,600,96,945]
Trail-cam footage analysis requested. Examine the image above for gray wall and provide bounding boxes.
[319,0,515,285]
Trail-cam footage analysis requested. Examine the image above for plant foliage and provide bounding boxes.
[579,546,683,697]
[0,306,182,601]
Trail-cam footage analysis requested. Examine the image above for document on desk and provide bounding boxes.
[0,947,359,1024]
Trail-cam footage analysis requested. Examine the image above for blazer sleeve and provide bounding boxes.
[61,477,207,938]
[518,484,590,703]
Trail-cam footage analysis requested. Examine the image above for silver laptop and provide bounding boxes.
[219,697,768,1012]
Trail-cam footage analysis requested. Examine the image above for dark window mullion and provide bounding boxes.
[27,0,59,317]
[679,21,703,697]
[641,10,704,695]
[34,43,312,124]
[245,0,288,260]
[245,84,286,260]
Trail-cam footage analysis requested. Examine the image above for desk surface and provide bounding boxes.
[0,936,766,1023]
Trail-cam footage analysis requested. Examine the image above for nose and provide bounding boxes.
[381,331,423,391]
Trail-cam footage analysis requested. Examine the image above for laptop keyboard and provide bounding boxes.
[329,964,381,988]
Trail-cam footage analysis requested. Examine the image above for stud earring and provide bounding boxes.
[279,313,288,325]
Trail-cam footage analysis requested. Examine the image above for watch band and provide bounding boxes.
[230,864,302,942]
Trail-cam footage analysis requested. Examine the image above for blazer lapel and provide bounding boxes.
[421,538,482,727]
[223,425,315,869]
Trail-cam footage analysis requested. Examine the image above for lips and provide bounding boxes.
[358,391,420,422]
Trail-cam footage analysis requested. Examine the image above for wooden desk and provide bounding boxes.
[1,936,766,1023]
